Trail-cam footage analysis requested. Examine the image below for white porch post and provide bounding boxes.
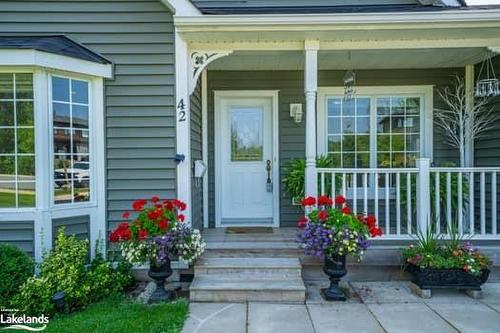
[304,40,319,199]
[464,64,475,167]
[175,30,192,224]
[416,158,431,235]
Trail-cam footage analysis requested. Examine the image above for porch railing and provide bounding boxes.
[316,161,500,240]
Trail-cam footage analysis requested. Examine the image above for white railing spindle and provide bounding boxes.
[385,173,390,235]
[446,172,452,232]
[469,172,474,235]
[435,172,440,234]
[493,172,497,236]
[363,172,368,214]
[458,172,463,234]
[481,172,486,235]
[396,172,401,235]
[407,172,412,235]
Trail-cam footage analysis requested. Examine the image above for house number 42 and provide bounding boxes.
[177,98,187,122]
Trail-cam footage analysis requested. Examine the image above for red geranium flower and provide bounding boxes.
[301,196,316,207]
[163,200,174,210]
[318,210,329,221]
[369,226,383,237]
[297,216,308,228]
[366,215,377,228]
[317,195,333,206]
[138,229,148,240]
[109,231,119,242]
[341,206,351,215]
[151,196,160,203]
[132,199,147,212]
[178,214,185,222]
[158,219,169,230]
[122,211,130,219]
[335,195,346,205]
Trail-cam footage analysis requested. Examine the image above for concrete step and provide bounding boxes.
[204,241,303,258]
[194,257,302,278]
[190,276,306,303]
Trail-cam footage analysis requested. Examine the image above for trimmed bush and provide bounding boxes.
[0,243,34,307]
[12,229,134,316]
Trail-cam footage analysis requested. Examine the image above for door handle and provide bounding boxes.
[266,160,273,192]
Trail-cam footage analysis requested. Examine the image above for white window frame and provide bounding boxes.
[0,50,111,262]
[317,86,434,164]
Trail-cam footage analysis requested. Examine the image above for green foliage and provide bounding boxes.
[402,224,490,276]
[44,295,188,333]
[12,229,134,316]
[0,244,34,307]
[282,156,335,202]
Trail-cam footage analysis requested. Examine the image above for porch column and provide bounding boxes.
[304,40,319,199]
[464,64,475,167]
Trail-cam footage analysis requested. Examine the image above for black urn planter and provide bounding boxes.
[405,264,490,291]
[322,255,347,301]
[148,258,174,303]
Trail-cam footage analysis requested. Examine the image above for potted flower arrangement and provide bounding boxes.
[109,196,205,303]
[402,229,491,293]
[297,195,383,301]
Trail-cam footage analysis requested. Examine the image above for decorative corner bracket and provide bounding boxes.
[189,51,232,95]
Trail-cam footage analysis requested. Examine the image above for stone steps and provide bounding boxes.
[190,257,306,303]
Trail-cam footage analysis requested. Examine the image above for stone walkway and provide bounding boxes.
[182,282,500,333]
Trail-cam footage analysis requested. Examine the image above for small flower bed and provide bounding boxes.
[110,197,205,265]
[402,239,490,276]
[297,195,383,261]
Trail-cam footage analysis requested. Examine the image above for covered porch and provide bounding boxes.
[173,12,500,242]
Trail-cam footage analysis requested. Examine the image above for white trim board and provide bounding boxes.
[317,85,434,164]
[0,49,113,78]
[214,90,280,228]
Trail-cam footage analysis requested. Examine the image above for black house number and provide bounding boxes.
[177,98,186,122]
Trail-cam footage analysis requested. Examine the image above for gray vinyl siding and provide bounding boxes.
[0,1,176,236]
[0,220,34,256]
[191,79,204,229]
[52,215,90,242]
[208,68,463,227]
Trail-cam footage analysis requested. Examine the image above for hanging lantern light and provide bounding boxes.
[475,52,500,97]
[343,51,356,101]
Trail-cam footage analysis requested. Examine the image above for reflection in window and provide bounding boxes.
[230,108,263,161]
[52,76,90,204]
[0,73,35,208]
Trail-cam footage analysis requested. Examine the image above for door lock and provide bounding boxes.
[266,160,273,192]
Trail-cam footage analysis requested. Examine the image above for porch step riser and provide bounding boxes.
[195,268,302,278]
[190,290,305,303]
[204,249,302,258]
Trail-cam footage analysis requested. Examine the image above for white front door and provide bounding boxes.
[215,92,278,227]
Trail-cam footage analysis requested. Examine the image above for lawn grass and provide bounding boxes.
[43,295,189,333]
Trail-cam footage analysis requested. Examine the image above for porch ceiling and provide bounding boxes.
[208,47,489,70]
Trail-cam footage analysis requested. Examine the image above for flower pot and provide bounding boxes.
[148,258,174,303]
[405,264,490,291]
[322,255,347,301]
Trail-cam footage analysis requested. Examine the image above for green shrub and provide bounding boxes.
[12,229,134,316]
[0,244,34,307]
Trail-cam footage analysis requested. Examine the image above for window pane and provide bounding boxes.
[406,97,420,114]
[329,153,341,167]
[356,135,370,152]
[391,97,405,115]
[357,153,370,168]
[392,134,405,151]
[392,153,406,168]
[18,182,35,207]
[328,118,340,134]
[0,129,15,154]
[0,182,16,208]
[18,156,35,177]
[0,101,14,126]
[407,134,420,151]
[343,99,355,116]
[53,128,71,154]
[17,101,34,126]
[52,77,70,102]
[407,153,418,167]
[53,102,71,127]
[377,135,390,151]
[342,135,355,152]
[357,98,370,116]
[356,117,369,134]
[343,153,355,168]
[0,74,13,100]
[15,74,33,99]
[55,180,72,205]
[230,108,263,161]
[328,99,342,116]
[377,98,390,115]
[377,116,390,133]
[72,105,88,129]
[72,129,89,154]
[392,117,405,133]
[328,135,342,152]
[0,156,15,181]
[74,180,90,203]
[342,117,355,134]
[71,80,88,104]
[406,116,420,133]
[378,153,391,168]
[17,128,34,154]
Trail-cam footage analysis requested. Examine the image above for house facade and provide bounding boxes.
[1,0,500,263]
